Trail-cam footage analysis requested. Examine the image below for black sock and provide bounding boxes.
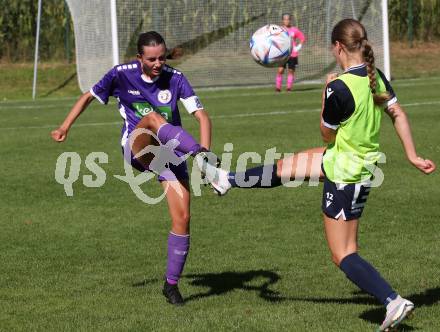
[339,253,397,305]
[228,164,282,188]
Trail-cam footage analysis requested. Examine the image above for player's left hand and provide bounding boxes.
[411,157,436,174]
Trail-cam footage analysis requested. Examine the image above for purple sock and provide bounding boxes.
[157,123,202,156]
[165,232,190,285]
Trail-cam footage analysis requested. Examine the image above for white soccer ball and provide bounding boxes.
[250,24,292,67]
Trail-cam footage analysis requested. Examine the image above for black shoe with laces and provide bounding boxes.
[162,281,185,306]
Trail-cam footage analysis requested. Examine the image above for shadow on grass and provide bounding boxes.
[183,270,284,303]
[132,271,440,329]
[357,287,440,330]
[132,269,284,302]
[285,287,440,330]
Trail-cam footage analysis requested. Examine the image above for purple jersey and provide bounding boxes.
[90,60,203,147]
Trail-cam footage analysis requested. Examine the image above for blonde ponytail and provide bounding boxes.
[362,41,390,106]
[332,19,390,106]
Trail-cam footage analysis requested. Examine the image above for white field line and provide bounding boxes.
[0,104,71,110]
[2,79,440,110]
[400,101,440,107]
[393,76,440,82]
[0,100,438,131]
[0,91,318,109]
[0,74,440,105]
[0,96,78,105]
[391,80,440,88]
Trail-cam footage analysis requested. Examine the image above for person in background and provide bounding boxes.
[275,13,306,92]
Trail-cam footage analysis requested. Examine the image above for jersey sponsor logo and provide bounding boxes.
[132,102,154,117]
[128,90,140,96]
[326,200,332,208]
[158,89,172,104]
[132,102,173,122]
[326,87,334,99]
[156,106,173,121]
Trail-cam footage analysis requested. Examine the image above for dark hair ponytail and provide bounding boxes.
[331,19,389,106]
[137,31,166,55]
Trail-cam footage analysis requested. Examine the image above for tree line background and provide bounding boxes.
[0,0,439,62]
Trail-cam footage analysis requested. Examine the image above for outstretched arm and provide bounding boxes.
[51,91,95,142]
[385,102,436,174]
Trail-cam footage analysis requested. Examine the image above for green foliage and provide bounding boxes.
[0,0,439,62]
[0,0,74,61]
[389,0,440,41]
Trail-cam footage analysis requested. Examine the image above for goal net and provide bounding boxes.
[66,0,389,92]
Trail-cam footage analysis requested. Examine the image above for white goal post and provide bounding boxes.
[110,0,119,67]
[66,0,391,92]
[381,0,391,80]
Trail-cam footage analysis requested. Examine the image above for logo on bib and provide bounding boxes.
[326,88,334,99]
[157,90,172,104]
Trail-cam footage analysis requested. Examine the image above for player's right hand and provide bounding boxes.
[51,128,67,142]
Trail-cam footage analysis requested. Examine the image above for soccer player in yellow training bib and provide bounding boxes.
[198,19,436,331]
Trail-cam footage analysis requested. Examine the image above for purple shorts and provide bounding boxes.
[122,148,189,182]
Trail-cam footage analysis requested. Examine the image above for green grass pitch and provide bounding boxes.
[0,78,439,331]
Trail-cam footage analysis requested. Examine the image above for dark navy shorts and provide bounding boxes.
[283,57,298,69]
[322,176,372,221]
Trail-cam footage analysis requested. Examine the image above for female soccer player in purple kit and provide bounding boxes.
[51,31,212,305]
